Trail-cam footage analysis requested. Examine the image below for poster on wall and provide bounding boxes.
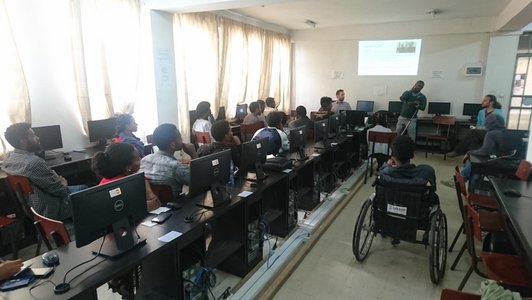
[358,39,422,76]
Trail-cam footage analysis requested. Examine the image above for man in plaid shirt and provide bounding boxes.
[3,123,85,220]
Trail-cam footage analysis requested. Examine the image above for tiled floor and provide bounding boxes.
[273,151,483,300]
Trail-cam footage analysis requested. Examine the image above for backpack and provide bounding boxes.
[253,128,281,155]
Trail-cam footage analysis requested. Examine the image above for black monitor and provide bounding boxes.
[88,118,117,146]
[428,102,451,115]
[314,119,329,148]
[463,103,482,119]
[238,137,268,181]
[388,101,402,116]
[236,104,248,120]
[345,110,366,130]
[216,106,226,121]
[189,149,232,209]
[328,114,340,138]
[70,173,148,258]
[32,125,63,151]
[356,100,374,113]
[289,126,308,161]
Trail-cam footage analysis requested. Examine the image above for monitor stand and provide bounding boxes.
[197,183,230,209]
[92,218,146,259]
[36,150,57,161]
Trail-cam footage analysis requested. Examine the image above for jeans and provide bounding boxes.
[461,162,479,192]
[396,116,417,142]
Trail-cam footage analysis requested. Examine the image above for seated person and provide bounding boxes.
[380,135,437,195]
[0,259,23,281]
[140,124,197,199]
[314,96,334,121]
[92,142,161,211]
[192,101,213,145]
[257,99,268,126]
[115,113,145,158]
[252,111,289,155]
[264,97,277,117]
[198,120,241,167]
[379,135,438,245]
[2,123,87,220]
[332,89,351,113]
[242,102,267,126]
[289,105,314,131]
[367,111,392,169]
[447,94,504,157]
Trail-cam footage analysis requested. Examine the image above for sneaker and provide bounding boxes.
[440,179,455,189]
[446,151,460,158]
[391,238,400,246]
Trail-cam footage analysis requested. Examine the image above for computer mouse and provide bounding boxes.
[503,188,521,197]
[42,251,60,266]
[63,154,72,162]
[166,202,183,210]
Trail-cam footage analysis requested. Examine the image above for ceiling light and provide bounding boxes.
[304,19,317,28]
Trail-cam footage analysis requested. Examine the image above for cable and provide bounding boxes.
[63,235,107,284]
[184,208,207,223]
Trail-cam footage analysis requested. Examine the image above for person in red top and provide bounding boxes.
[91,143,161,211]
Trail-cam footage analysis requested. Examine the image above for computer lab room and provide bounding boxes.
[1,0,532,299]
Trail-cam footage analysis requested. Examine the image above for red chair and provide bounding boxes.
[441,288,532,300]
[515,160,532,181]
[150,183,173,205]
[364,131,397,184]
[0,216,18,258]
[240,122,264,142]
[425,115,456,160]
[193,131,212,147]
[31,207,70,249]
[457,204,531,290]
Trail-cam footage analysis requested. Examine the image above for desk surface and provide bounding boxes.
[490,178,532,271]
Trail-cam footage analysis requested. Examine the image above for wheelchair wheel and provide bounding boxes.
[429,211,447,284]
[353,199,374,262]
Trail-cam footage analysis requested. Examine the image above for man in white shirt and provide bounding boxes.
[264,97,277,117]
[367,111,392,168]
[332,89,352,112]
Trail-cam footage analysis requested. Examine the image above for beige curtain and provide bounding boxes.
[173,12,291,141]
[70,0,143,131]
[0,0,31,158]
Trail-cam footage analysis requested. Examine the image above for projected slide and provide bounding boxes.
[358,39,422,76]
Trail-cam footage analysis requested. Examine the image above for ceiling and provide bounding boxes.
[232,0,511,30]
[145,0,532,32]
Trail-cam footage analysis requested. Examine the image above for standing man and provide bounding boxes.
[396,80,426,142]
[332,89,351,112]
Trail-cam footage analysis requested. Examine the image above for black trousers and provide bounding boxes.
[453,129,487,155]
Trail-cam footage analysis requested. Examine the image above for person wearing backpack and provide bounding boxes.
[252,111,289,155]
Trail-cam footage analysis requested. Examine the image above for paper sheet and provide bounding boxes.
[149,207,170,214]
[238,191,253,197]
[158,231,182,242]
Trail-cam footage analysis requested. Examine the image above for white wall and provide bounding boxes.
[292,33,490,118]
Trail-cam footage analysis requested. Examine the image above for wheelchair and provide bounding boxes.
[352,175,448,283]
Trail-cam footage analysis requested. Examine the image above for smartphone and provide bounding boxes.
[30,267,54,278]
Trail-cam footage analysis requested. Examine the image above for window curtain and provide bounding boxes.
[70,0,156,137]
[173,12,291,142]
[0,0,31,158]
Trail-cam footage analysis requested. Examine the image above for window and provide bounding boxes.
[508,33,532,130]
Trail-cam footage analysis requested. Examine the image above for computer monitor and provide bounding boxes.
[313,118,329,148]
[428,102,451,115]
[32,125,63,160]
[356,100,374,113]
[87,118,117,146]
[328,114,340,138]
[388,101,403,116]
[189,149,232,209]
[345,110,366,130]
[289,126,308,161]
[70,173,148,258]
[462,103,482,119]
[238,137,268,181]
[216,106,226,121]
[235,104,248,120]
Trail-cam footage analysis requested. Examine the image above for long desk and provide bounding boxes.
[1,135,361,299]
[490,178,532,276]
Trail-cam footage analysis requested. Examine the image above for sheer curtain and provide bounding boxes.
[173,13,291,141]
[70,0,156,137]
[0,0,31,158]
